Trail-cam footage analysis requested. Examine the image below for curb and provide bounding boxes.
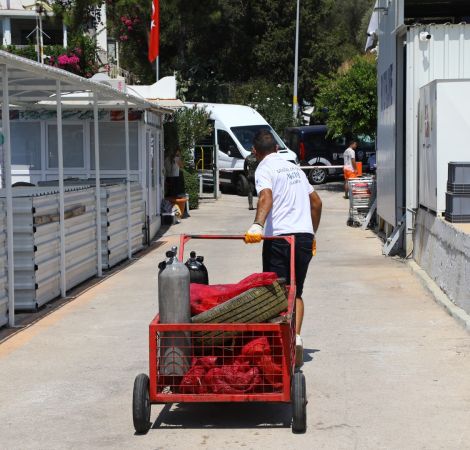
[408,260,470,332]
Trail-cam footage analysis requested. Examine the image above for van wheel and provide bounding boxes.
[308,166,328,185]
[235,175,250,196]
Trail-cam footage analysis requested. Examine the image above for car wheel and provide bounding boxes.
[308,166,328,185]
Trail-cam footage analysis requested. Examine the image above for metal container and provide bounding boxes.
[100,183,144,268]
[377,16,470,229]
[185,251,209,285]
[0,186,97,311]
[0,199,8,327]
[158,248,191,377]
[39,180,145,269]
[418,80,470,213]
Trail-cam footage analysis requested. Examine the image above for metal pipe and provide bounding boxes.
[93,94,103,277]
[2,64,15,326]
[56,81,66,297]
[124,101,132,259]
[62,23,67,48]
[293,0,300,119]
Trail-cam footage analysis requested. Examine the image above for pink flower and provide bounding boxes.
[57,54,69,65]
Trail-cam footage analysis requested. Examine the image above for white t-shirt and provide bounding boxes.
[343,147,355,171]
[255,152,314,236]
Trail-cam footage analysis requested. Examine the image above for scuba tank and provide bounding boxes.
[185,251,209,285]
[157,246,191,378]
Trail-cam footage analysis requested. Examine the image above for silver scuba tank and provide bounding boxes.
[157,246,191,378]
[158,247,191,323]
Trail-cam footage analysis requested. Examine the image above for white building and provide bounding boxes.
[0,1,108,61]
[371,0,470,314]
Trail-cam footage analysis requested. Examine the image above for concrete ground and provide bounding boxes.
[1,183,470,450]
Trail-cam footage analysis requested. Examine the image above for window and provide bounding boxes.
[217,130,243,158]
[231,125,286,151]
[11,122,41,169]
[90,122,139,170]
[48,124,84,168]
[287,133,299,152]
[304,134,328,153]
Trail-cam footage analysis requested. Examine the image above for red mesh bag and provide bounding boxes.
[180,356,217,394]
[204,362,261,394]
[190,272,278,315]
[238,337,283,389]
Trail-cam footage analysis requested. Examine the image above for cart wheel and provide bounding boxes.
[133,373,151,434]
[291,371,307,434]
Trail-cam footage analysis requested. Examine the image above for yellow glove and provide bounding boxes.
[312,238,317,256]
[244,223,263,243]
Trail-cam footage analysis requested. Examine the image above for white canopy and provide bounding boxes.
[0,50,170,327]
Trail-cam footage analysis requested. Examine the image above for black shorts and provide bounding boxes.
[262,233,313,298]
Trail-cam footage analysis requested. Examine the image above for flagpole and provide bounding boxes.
[156,56,159,82]
[293,0,300,119]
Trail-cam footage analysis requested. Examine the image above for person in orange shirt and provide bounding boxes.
[343,140,358,198]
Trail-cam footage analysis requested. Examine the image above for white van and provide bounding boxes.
[186,103,298,195]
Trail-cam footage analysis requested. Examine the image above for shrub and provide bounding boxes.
[182,168,200,210]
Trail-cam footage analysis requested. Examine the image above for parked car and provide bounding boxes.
[284,125,375,184]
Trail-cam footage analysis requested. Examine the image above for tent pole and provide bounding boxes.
[93,94,103,277]
[125,101,132,259]
[56,81,66,297]
[2,64,15,326]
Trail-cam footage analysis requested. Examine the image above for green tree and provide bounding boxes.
[228,80,298,135]
[164,107,213,209]
[313,54,377,138]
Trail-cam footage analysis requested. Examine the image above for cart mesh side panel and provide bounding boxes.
[149,321,294,403]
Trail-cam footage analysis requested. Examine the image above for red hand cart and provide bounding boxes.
[132,234,307,434]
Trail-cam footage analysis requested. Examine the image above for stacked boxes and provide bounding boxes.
[445,162,470,223]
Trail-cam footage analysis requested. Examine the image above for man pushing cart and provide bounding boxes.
[244,130,323,368]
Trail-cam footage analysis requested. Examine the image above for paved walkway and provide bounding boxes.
[1,184,470,450]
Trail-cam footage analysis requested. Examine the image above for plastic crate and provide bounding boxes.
[448,162,470,185]
[445,192,470,216]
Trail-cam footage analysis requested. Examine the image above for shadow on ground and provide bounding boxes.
[151,402,293,430]
[0,238,166,343]
[149,352,320,431]
[315,180,344,192]
[303,348,320,363]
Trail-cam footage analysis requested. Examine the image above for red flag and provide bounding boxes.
[148,0,159,62]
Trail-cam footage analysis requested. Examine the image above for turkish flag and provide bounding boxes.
[148,0,159,62]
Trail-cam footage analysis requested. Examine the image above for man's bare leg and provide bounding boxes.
[295,296,305,367]
[296,296,304,333]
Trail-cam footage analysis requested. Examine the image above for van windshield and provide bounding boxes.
[231,125,286,151]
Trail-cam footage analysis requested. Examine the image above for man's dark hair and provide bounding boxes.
[253,129,277,156]
[349,139,358,147]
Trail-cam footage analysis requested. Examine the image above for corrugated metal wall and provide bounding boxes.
[2,186,97,310]
[101,183,145,268]
[0,199,8,327]
[0,181,147,314]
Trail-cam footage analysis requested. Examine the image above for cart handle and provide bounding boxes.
[178,234,296,289]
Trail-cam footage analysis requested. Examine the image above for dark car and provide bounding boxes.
[284,125,375,184]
